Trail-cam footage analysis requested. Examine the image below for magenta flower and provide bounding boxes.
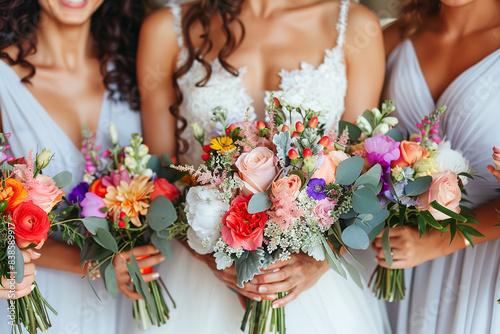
[364,133,400,168]
[81,192,107,218]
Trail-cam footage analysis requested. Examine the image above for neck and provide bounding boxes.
[243,0,313,18]
[34,11,94,70]
[438,0,500,37]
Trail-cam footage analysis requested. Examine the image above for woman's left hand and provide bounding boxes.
[249,253,330,308]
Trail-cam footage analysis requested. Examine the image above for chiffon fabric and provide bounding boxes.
[384,39,500,334]
[0,60,142,333]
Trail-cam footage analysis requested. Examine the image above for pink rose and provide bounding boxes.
[81,192,107,218]
[221,195,267,251]
[235,147,278,196]
[312,150,350,184]
[314,198,337,227]
[24,174,65,213]
[417,171,461,220]
[271,174,302,200]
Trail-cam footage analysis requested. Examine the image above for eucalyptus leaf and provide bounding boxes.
[248,192,272,214]
[385,128,404,142]
[342,225,370,250]
[338,120,362,142]
[340,209,356,219]
[352,187,382,214]
[321,237,346,279]
[13,244,24,284]
[273,131,292,162]
[156,228,171,239]
[82,217,109,235]
[335,156,364,185]
[345,262,363,290]
[53,171,72,189]
[362,109,376,126]
[94,228,119,253]
[405,176,432,197]
[126,254,155,311]
[147,155,161,174]
[161,153,174,167]
[100,260,118,298]
[381,228,392,267]
[0,161,13,171]
[354,164,382,189]
[151,233,172,260]
[235,249,265,288]
[146,196,177,231]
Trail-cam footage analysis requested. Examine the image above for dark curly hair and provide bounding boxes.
[171,0,245,154]
[0,0,145,110]
[398,0,440,38]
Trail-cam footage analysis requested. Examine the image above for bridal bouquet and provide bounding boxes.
[0,134,70,334]
[177,93,388,334]
[59,125,179,330]
[340,101,482,301]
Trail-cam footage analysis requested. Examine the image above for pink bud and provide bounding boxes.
[431,136,442,144]
[433,124,439,128]
[4,145,10,150]
[85,155,92,160]
[6,157,15,162]
[420,130,426,136]
[95,145,102,151]
[416,124,422,129]
[429,129,438,134]
[4,133,11,139]
[427,119,432,124]
[414,137,422,142]
[81,147,88,153]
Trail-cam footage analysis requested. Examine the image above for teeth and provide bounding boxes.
[64,0,85,3]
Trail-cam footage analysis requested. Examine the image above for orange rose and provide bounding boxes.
[312,150,350,184]
[12,202,50,248]
[150,178,180,201]
[271,175,302,200]
[89,178,107,198]
[417,171,461,220]
[0,178,28,212]
[391,141,430,168]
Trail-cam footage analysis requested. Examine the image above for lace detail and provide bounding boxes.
[167,4,188,64]
[172,0,351,166]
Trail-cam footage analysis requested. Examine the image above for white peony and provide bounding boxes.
[214,252,234,270]
[185,186,230,254]
[300,98,323,112]
[279,90,304,109]
[186,227,218,255]
[434,140,470,185]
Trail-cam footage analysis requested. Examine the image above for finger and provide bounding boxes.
[24,263,35,276]
[137,254,165,269]
[257,278,298,295]
[1,274,35,290]
[21,250,32,264]
[118,284,143,300]
[271,288,299,309]
[252,266,297,285]
[228,283,265,301]
[261,259,292,272]
[131,245,160,258]
[375,257,411,269]
[142,272,160,283]
[493,146,500,154]
[237,294,248,309]
[26,249,41,261]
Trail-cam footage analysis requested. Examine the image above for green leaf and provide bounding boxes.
[429,201,467,222]
[93,228,119,253]
[146,196,177,231]
[235,249,265,288]
[449,220,457,243]
[335,156,364,185]
[147,155,161,174]
[338,120,362,142]
[354,164,382,189]
[381,228,392,267]
[352,187,382,214]
[405,176,432,197]
[342,224,370,250]
[321,236,346,279]
[457,225,484,238]
[419,210,447,231]
[126,253,155,311]
[398,205,407,226]
[340,209,356,219]
[151,232,172,260]
[0,161,13,171]
[82,217,109,235]
[161,153,175,167]
[248,192,272,214]
[14,244,24,284]
[345,262,363,290]
[362,109,376,126]
[417,216,426,237]
[385,128,404,142]
[273,131,292,162]
[53,171,73,189]
[100,260,118,298]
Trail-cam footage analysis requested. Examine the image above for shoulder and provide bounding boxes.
[140,6,178,43]
[343,2,383,43]
[346,1,380,25]
[383,19,405,58]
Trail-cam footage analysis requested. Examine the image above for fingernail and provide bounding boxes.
[253,296,261,301]
[159,255,166,261]
[272,303,280,309]
[258,286,267,293]
[30,284,35,291]
[250,278,258,284]
[33,251,41,256]
[151,273,160,280]
[266,294,276,300]
[272,269,279,273]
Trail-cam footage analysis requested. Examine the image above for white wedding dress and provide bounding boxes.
[121,2,390,333]
[0,60,141,333]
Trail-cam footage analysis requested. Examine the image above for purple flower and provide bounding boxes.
[80,193,107,218]
[364,133,400,168]
[67,182,90,204]
[306,178,326,200]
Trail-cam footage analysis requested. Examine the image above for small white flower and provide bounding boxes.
[371,108,383,123]
[137,144,149,157]
[124,156,137,170]
[36,148,51,170]
[300,98,322,112]
[279,90,303,109]
[356,116,372,136]
[109,123,119,145]
[124,146,134,156]
[434,140,470,185]
[214,252,234,270]
[381,116,399,127]
[372,123,390,135]
[139,168,153,178]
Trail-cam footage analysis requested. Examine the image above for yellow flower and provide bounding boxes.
[210,136,236,153]
[103,176,155,227]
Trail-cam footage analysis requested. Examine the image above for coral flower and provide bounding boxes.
[0,178,28,212]
[104,176,154,227]
[210,137,236,153]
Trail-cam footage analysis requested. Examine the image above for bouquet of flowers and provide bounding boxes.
[176,92,390,334]
[340,101,482,301]
[0,133,70,334]
[59,125,180,330]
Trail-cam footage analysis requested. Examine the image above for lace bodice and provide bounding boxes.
[168,1,351,166]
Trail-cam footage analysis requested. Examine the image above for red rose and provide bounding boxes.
[221,195,267,251]
[12,202,50,248]
[150,179,180,201]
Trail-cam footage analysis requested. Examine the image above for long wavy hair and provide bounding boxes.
[171,0,245,154]
[398,0,440,38]
[0,0,145,110]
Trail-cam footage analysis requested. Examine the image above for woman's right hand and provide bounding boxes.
[113,245,165,300]
[487,146,500,186]
[0,249,40,299]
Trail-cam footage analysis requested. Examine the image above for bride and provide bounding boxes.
[121,0,391,332]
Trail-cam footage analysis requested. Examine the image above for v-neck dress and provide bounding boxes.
[383,39,500,334]
[0,59,141,333]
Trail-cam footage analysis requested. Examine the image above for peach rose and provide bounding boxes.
[417,171,461,220]
[235,147,278,196]
[271,174,302,200]
[25,175,65,213]
[312,150,350,184]
[0,178,28,212]
[391,140,430,168]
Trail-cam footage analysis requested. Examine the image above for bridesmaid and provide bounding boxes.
[0,0,161,331]
[372,0,500,333]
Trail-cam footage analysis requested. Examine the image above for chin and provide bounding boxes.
[38,0,105,26]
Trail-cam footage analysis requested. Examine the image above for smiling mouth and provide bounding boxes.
[60,0,88,9]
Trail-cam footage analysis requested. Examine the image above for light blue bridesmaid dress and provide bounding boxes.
[384,39,500,334]
[0,60,141,333]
